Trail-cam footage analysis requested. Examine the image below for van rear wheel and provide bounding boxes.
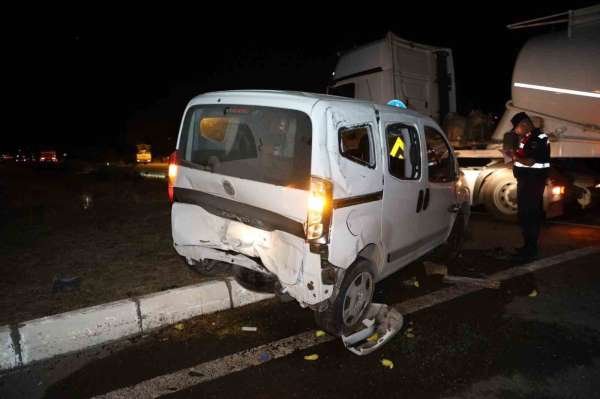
[314,259,374,337]
[185,258,231,277]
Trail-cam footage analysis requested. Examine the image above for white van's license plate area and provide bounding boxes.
[172,202,333,305]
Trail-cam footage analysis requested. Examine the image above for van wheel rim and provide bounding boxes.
[342,272,373,327]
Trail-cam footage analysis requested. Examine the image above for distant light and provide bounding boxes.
[387,99,407,109]
[331,71,335,77]
[514,82,600,99]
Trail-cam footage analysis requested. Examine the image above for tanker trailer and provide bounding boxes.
[459,5,600,221]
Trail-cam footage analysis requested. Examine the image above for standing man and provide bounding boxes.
[510,112,551,261]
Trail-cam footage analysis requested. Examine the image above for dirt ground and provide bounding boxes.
[0,163,205,326]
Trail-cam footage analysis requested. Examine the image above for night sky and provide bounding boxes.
[6,2,597,157]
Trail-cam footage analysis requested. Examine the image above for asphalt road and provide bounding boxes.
[2,208,600,399]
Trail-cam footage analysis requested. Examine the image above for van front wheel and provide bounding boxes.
[314,259,374,337]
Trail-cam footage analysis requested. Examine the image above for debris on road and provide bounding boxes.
[424,261,448,276]
[304,354,319,361]
[367,332,379,342]
[174,323,185,331]
[259,352,271,362]
[381,358,394,369]
[403,276,420,288]
[342,303,404,356]
[528,289,539,297]
[241,326,258,332]
[315,330,326,337]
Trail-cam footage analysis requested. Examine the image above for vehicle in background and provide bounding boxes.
[328,31,456,124]
[136,144,152,163]
[458,5,600,220]
[169,90,470,336]
[15,150,36,163]
[39,150,58,163]
[0,153,14,162]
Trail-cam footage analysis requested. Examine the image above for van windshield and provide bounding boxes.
[179,105,312,190]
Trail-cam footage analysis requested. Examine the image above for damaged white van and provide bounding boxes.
[169,90,470,335]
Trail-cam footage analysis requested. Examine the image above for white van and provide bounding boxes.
[169,90,470,335]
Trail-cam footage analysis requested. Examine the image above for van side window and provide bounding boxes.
[424,126,456,183]
[386,123,421,180]
[339,125,374,167]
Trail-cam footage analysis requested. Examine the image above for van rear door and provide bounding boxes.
[174,104,313,237]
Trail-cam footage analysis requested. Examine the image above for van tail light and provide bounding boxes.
[551,185,565,196]
[168,151,178,203]
[306,177,333,242]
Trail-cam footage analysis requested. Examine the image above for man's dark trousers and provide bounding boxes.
[516,173,546,254]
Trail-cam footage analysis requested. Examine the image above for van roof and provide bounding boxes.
[188,90,429,121]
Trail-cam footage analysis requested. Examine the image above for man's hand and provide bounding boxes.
[515,154,535,166]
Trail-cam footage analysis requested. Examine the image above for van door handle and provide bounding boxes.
[423,188,430,211]
[416,190,424,213]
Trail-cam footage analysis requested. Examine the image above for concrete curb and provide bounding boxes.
[0,278,274,372]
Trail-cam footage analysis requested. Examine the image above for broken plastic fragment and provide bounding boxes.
[304,354,319,361]
[403,276,420,288]
[528,289,538,297]
[405,332,415,339]
[315,330,326,337]
[342,303,404,356]
[174,323,185,331]
[381,358,394,369]
[367,332,379,342]
[241,326,258,332]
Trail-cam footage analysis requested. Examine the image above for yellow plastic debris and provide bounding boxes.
[405,332,415,339]
[414,280,420,288]
[367,332,380,342]
[174,323,185,331]
[315,330,326,338]
[528,289,538,298]
[304,354,319,361]
[381,358,394,369]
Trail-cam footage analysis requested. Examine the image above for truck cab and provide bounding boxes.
[169,90,469,335]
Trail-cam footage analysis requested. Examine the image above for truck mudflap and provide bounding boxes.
[341,303,404,356]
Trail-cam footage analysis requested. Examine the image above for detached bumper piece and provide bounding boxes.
[341,303,404,356]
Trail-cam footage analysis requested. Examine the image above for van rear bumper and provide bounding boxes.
[172,202,333,306]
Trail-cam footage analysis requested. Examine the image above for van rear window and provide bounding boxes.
[179,105,312,190]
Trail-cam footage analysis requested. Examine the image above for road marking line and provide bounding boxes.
[93,246,600,399]
[94,331,334,399]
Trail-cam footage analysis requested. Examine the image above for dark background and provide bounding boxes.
[4,2,598,158]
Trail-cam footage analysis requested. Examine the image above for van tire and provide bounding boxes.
[314,259,375,337]
[185,258,232,276]
[432,212,466,262]
[233,267,277,294]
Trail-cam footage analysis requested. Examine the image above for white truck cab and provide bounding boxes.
[170,90,469,335]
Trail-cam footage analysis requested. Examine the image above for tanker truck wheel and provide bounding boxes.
[482,173,518,222]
